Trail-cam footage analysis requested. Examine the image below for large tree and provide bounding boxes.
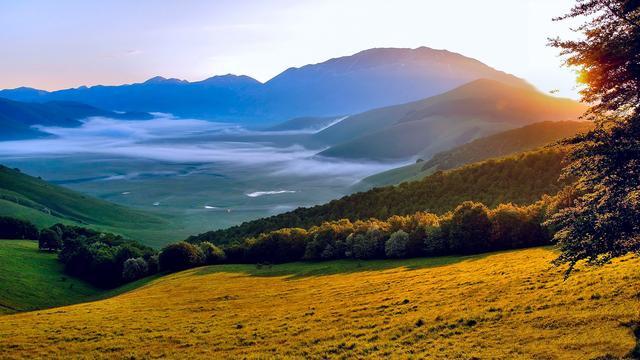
[549,0,640,273]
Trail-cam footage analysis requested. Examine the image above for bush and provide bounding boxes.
[38,229,61,251]
[0,216,39,240]
[159,242,204,272]
[385,230,409,258]
[199,242,226,264]
[147,254,160,274]
[122,257,148,281]
[245,228,306,263]
[448,202,492,254]
[55,227,155,288]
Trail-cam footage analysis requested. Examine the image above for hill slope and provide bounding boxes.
[0,47,531,122]
[189,148,569,245]
[316,79,586,160]
[0,248,637,359]
[0,97,151,139]
[358,120,593,189]
[0,240,155,314]
[0,165,170,245]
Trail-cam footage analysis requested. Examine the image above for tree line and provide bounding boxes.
[188,148,569,246]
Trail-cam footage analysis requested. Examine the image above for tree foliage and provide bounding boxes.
[549,0,640,271]
[0,216,39,240]
[189,148,568,246]
[209,201,553,265]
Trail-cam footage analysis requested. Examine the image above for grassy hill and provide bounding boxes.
[315,79,586,161]
[358,121,593,190]
[0,240,153,314]
[0,247,637,358]
[189,148,568,245]
[0,165,172,246]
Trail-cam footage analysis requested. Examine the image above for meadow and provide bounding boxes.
[0,240,155,315]
[0,247,638,359]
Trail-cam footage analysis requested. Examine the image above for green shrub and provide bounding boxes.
[122,257,148,281]
[385,230,409,258]
[159,242,204,272]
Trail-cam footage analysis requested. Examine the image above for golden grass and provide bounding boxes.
[0,248,638,359]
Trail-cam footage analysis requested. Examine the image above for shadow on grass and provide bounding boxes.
[190,250,510,280]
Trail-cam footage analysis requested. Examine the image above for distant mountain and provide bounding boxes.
[356,120,593,190]
[315,79,586,160]
[0,47,534,122]
[0,97,152,139]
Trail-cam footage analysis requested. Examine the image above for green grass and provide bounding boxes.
[0,240,156,314]
[0,165,180,247]
[192,251,493,279]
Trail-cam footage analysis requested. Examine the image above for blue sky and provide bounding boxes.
[0,0,581,98]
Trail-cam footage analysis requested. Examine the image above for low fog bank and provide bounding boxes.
[0,115,405,182]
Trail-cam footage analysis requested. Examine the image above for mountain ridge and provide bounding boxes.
[0,47,536,122]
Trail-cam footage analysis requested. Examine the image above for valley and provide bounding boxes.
[1,3,639,355]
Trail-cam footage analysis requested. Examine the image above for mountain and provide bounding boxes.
[188,147,568,245]
[357,120,593,189]
[0,47,534,122]
[0,97,152,139]
[315,79,586,160]
[0,165,168,244]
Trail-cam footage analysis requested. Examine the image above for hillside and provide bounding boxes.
[0,240,101,314]
[0,240,154,314]
[0,247,637,358]
[189,148,569,245]
[264,116,344,132]
[0,47,531,122]
[0,165,170,246]
[316,79,586,161]
[0,97,151,139]
[358,121,593,189]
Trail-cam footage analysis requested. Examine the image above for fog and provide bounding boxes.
[0,115,401,181]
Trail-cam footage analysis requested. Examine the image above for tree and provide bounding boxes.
[448,202,492,254]
[38,229,61,251]
[549,0,640,272]
[122,257,148,281]
[385,230,409,258]
[0,217,39,240]
[199,242,226,264]
[159,242,204,272]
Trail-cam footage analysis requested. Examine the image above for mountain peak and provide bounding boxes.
[197,74,262,86]
[143,76,187,85]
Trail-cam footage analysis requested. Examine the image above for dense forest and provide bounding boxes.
[189,148,569,245]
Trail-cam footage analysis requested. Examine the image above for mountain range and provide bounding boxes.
[0,47,534,123]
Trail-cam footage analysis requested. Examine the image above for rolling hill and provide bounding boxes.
[188,147,569,245]
[357,120,593,189]
[0,47,532,122]
[0,240,153,314]
[316,79,586,161]
[0,165,171,246]
[0,247,637,359]
[0,97,151,139]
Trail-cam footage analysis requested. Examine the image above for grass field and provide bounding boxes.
[0,240,155,315]
[1,247,638,359]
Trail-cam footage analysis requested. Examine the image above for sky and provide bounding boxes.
[0,0,581,98]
